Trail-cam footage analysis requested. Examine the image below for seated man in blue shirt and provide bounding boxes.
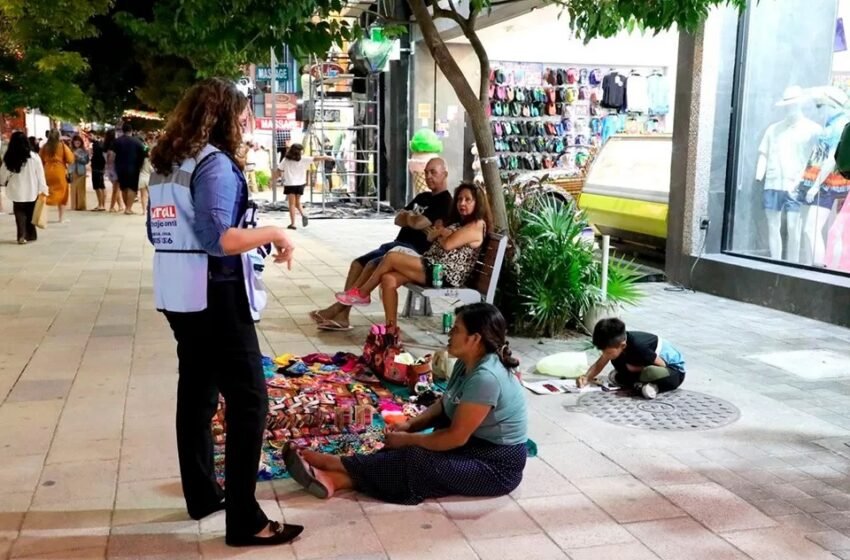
[577,318,685,399]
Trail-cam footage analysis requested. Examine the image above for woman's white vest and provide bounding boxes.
[148,144,268,321]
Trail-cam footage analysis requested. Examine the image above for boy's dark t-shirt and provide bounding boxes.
[395,190,453,253]
[611,331,686,374]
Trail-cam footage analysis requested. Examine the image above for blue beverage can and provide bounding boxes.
[432,263,444,288]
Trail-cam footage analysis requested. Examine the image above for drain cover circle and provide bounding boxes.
[573,390,739,431]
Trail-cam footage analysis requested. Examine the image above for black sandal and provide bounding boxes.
[225,520,304,547]
[283,443,330,499]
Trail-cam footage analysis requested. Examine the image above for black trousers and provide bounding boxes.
[164,281,269,538]
[13,201,37,241]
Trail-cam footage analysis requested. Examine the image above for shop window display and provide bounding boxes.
[481,61,671,182]
[729,0,850,273]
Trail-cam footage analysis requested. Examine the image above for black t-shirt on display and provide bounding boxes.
[601,72,626,111]
[610,331,659,375]
[395,190,453,254]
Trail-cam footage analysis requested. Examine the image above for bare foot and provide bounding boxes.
[302,450,340,472]
[308,465,336,499]
[311,308,344,325]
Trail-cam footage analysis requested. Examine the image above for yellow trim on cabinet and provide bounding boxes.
[578,193,668,239]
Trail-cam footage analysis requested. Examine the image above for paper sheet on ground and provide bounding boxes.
[523,379,602,395]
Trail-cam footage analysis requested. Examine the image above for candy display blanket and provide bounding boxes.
[212,352,430,483]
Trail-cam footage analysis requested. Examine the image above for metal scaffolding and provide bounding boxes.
[306,51,381,213]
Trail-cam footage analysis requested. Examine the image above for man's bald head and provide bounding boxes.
[424,157,448,193]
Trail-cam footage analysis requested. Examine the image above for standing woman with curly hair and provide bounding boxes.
[147,78,302,547]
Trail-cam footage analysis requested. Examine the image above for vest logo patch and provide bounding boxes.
[151,205,177,220]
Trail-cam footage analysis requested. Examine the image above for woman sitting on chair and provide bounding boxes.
[286,302,528,504]
[334,182,492,326]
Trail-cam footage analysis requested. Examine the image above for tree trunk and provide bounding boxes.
[406,0,508,232]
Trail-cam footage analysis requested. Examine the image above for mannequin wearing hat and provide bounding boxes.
[756,86,820,262]
[796,86,850,267]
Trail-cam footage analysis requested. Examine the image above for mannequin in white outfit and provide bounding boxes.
[756,88,821,262]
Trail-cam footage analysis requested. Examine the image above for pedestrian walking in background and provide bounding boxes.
[105,129,124,213]
[27,137,39,153]
[70,134,89,211]
[244,141,258,193]
[90,136,107,211]
[113,122,146,215]
[136,135,153,213]
[276,143,333,230]
[0,131,48,244]
[40,129,73,223]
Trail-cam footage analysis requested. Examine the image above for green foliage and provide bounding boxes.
[256,170,271,191]
[118,0,357,77]
[499,176,644,337]
[557,0,747,42]
[134,56,198,116]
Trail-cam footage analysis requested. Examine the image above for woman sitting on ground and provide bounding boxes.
[286,302,528,504]
[334,182,492,326]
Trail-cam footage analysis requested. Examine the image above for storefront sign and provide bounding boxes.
[256,65,290,82]
[263,93,299,118]
[309,62,345,80]
[255,117,300,131]
[315,108,341,122]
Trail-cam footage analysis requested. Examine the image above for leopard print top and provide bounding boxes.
[423,223,483,287]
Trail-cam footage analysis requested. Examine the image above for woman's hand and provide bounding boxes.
[272,228,295,269]
[384,431,413,449]
[385,420,413,433]
[438,227,452,239]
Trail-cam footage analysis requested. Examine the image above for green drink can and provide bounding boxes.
[442,311,454,334]
[431,263,444,288]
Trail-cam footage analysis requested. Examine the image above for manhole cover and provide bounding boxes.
[571,390,740,431]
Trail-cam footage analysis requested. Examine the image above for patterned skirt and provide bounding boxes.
[340,438,527,505]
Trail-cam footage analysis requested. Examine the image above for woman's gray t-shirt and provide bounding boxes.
[442,353,528,446]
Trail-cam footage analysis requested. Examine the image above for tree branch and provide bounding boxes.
[427,3,489,104]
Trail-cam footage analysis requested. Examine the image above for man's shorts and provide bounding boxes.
[117,170,141,192]
[92,171,105,190]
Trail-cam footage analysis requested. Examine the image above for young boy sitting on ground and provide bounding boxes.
[577,318,685,399]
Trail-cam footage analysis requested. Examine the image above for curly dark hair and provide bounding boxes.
[3,131,33,174]
[151,78,248,175]
[448,182,493,232]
